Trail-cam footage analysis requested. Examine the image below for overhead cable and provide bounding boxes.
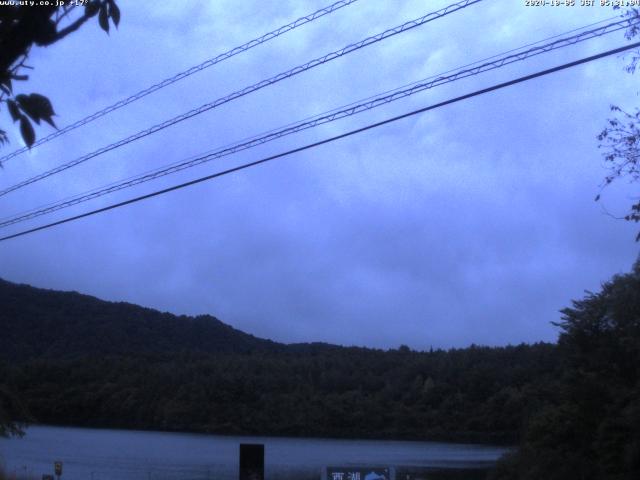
[0,0,483,197]
[0,0,360,164]
[1,41,638,243]
[0,16,631,229]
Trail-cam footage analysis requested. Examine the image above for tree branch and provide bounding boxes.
[55,5,77,26]
[44,12,92,45]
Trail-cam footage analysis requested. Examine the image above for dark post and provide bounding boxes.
[53,461,62,480]
[239,443,264,480]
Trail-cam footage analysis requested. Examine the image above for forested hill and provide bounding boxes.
[3,268,639,478]
[0,278,279,361]
[0,277,561,444]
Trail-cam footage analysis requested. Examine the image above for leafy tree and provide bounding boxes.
[0,0,120,436]
[492,261,640,479]
[596,7,640,240]
[0,0,120,150]
[555,260,640,478]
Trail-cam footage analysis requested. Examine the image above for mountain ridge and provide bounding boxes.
[0,277,562,444]
[0,277,282,361]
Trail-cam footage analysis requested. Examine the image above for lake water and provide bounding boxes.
[0,426,509,480]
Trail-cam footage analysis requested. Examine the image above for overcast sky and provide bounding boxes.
[1,0,638,349]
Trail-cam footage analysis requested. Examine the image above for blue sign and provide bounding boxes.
[326,467,391,480]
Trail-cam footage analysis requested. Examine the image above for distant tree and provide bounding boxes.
[596,7,640,240]
[0,0,120,151]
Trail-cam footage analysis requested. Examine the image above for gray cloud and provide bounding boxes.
[1,0,638,349]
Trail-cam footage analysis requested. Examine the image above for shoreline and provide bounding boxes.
[10,423,517,449]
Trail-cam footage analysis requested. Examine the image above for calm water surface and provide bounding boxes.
[0,426,509,480]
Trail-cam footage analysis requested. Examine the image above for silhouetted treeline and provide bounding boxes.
[0,278,277,362]
[0,278,560,444]
[491,263,640,479]
[4,266,639,480]
[0,343,559,443]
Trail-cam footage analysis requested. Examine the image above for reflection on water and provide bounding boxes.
[0,426,508,480]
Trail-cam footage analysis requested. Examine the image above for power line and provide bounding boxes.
[0,0,360,164]
[0,16,630,229]
[0,0,482,198]
[1,41,638,243]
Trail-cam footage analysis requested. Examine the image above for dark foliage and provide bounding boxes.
[492,262,640,479]
[0,278,278,360]
[596,7,640,240]
[0,1,119,149]
[0,377,31,437]
[0,278,559,444]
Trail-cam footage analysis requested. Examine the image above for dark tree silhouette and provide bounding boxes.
[0,0,120,150]
[0,0,119,436]
[492,261,640,479]
[596,7,640,240]
[0,278,560,444]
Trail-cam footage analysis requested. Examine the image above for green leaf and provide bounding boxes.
[99,4,110,33]
[19,117,35,148]
[108,0,120,27]
[28,93,55,125]
[7,100,20,122]
[16,94,40,125]
[42,116,57,129]
[15,93,56,127]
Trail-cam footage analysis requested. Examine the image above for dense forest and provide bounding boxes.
[1,263,639,479]
[1,345,560,444]
[0,278,278,360]
[0,278,559,444]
